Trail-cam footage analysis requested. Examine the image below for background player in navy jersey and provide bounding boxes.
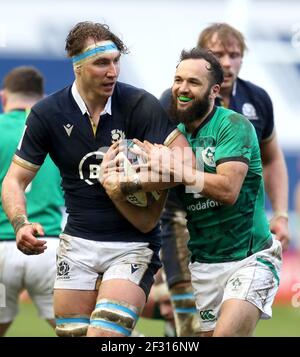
[0,67,64,335]
[1,21,189,337]
[159,23,289,336]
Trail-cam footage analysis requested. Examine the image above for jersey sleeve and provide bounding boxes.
[130,92,179,146]
[260,89,275,142]
[14,109,50,170]
[159,88,172,111]
[215,112,256,166]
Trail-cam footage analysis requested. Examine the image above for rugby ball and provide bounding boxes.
[120,140,161,207]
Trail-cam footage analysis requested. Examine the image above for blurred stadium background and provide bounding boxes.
[1,0,300,336]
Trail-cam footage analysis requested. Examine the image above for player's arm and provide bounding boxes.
[133,133,195,192]
[101,170,167,233]
[140,141,248,205]
[100,135,194,199]
[184,161,248,205]
[100,141,167,232]
[260,133,289,249]
[295,183,300,245]
[2,160,47,255]
[261,134,288,213]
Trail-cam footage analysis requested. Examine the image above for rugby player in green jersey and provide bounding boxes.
[159,23,289,337]
[139,48,282,337]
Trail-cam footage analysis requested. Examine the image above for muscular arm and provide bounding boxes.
[100,135,194,200]
[132,140,248,205]
[2,161,36,221]
[100,143,168,232]
[182,161,249,205]
[261,134,288,213]
[137,133,195,192]
[101,170,168,233]
[295,183,300,244]
[261,134,289,250]
[110,190,167,233]
[2,161,46,254]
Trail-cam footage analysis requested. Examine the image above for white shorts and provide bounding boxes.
[54,233,161,297]
[189,239,282,332]
[0,238,59,323]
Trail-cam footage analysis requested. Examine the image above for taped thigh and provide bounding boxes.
[90,298,139,336]
[161,211,191,287]
[55,316,90,337]
[170,285,201,337]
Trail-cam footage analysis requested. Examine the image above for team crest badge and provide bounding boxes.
[111,129,125,143]
[242,103,258,120]
[202,147,216,167]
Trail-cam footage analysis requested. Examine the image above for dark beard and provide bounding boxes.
[169,89,211,126]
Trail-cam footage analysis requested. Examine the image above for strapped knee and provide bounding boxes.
[170,285,201,337]
[90,298,139,336]
[55,316,90,337]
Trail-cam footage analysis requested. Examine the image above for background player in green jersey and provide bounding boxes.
[140,48,282,336]
[0,67,64,336]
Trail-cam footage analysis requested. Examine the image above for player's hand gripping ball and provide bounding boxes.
[120,139,161,207]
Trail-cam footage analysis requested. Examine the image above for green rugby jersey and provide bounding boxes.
[0,110,64,240]
[177,106,272,263]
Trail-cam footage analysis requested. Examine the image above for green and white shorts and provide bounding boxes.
[189,239,282,331]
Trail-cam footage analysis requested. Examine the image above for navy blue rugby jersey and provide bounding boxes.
[15,82,178,243]
[215,78,274,143]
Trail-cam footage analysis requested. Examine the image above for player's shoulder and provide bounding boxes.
[159,88,172,110]
[114,81,147,99]
[0,111,23,126]
[236,78,271,101]
[114,81,159,107]
[31,86,73,117]
[0,112,7,128]
[217,106,254,131]
[0,112,7,121]
[215,105,246,121]
[160,88,172,101]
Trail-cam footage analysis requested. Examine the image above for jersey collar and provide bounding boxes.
[71,81,112,117]
[232,80,237,96]
[191,106,217,139]
[215,79,238,105]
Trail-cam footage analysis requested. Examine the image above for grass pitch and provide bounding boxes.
[4,303,300,337]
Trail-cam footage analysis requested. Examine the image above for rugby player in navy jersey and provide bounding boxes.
[159,23,289,336]
[1,21,189,337]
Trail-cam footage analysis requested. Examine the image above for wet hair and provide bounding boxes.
[3,66,44,96]
[65,21,128,57]
[179,47,224,86]
[197,23,247,56]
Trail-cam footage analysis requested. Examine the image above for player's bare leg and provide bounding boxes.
[0,322,12,336]
[200,330,213,337]
[54,289,97,337]
[87,279,146,337]
[213,299,261,337]
[46,319,56,328]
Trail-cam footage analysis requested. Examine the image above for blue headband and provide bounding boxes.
[72,41,119,67]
